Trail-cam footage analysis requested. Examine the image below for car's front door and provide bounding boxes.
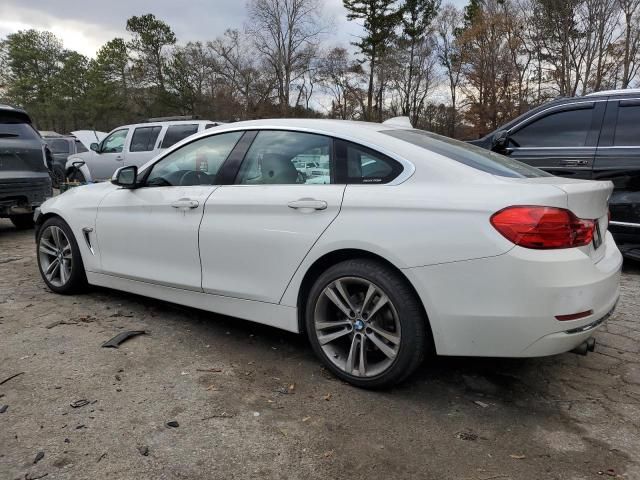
[200,130,345,303]
[504,102,605,179]
[95,130,244,290]
[89,128,129,181]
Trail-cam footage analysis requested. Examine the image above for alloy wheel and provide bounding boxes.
[38,226,73,287]
[313,277,401,378]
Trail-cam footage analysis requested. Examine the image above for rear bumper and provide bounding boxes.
[404,232,622,357]
[0,175,52,216]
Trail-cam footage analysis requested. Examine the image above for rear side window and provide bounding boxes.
[161,124,199,148]
[338,140,403,184]
[613,102,640,146]
[130,126,162,152]
[509,107,593,147]
[47,139,70,154]
[382,129,550,178]
[0,122,40,140]
[75,140,88,153]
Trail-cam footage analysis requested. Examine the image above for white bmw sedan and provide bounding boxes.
[34,119,622,388]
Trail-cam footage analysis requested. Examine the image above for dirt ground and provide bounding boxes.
[0,218,639,480]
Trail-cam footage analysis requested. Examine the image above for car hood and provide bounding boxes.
[71,130,107,149]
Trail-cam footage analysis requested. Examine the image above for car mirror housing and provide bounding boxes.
[491,130,509,151]
[111,165,138,188]
[90,142,100,152]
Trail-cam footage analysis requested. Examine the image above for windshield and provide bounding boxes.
[382,129,551,178]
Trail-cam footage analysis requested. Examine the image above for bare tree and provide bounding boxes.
[246,0,326,114]
[435,4,463,136]
[618,0,640,87]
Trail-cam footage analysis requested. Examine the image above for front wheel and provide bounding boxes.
[305,259,429,388]
[36,217,87,294]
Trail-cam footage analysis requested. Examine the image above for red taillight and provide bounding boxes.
[490,206,595,249]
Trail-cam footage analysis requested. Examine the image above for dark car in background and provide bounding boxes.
[0,105,52,229]
[40,133,89,188]
[470,88,640,261]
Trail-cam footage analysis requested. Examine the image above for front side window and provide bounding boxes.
[236,131,332,185]
[160,124,199,148]
[614,103,640,146]
[130,126,162,152]
[101,129,128,153]
[509,108,593,148]
[47,139,70,154]
[146,131,243,187]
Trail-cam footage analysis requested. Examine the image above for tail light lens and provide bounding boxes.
[491,206,595,249]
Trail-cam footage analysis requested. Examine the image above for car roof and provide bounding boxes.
[0,104,32,124]
[117,119,217,130]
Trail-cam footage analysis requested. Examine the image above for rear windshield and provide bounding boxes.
[47,138,70,154]
[0,122,40,140]
[382,129,551,178]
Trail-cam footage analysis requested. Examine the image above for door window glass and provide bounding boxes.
[130,126,162,152]
[613,104,640,146]
[101,129,128,153]
[160,124,199,148]
[146,131,243,187]
[236,131,332,185]
[509,108,593,147]
[47,139,70,154]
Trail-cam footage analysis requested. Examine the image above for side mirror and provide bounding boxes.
[90,142,100,152]
[111,165,138,188]
[491,130,509,151]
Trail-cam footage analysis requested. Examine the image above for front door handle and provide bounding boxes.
[287,198,328,210]
[171,198,199,209]
[115,155,124,161]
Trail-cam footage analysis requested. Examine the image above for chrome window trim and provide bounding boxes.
[610,221,640,229]
[507,99,606,134]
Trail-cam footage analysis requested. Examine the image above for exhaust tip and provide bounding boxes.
[586,337,596,352]
[571,338,595,356]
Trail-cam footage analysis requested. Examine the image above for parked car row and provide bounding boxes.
[470,88,640,261]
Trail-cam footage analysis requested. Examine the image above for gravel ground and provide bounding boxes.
[1,218,639,480]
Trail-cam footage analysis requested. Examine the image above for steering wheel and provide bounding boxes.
[179,170,210,186]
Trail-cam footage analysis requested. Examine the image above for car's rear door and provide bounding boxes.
[199,130,345,303]
[504,101,605,179]
[95,130,244,290]
[593,98,640,246]
[124,125,163,168]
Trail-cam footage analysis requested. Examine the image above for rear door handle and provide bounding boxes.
[287,198,327,210]
[171,198,199,209]
[560,159,589,166]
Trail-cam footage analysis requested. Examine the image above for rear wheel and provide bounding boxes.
[36,217,87,294]
[10,214,35,230]
[305,259,428,388]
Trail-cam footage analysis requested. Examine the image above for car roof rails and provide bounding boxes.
[142,115,201,123]
[585,88,640,97]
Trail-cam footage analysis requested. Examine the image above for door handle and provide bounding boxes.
[115,155,123,161]
[560,159,589,166]
[287,198,328,210]
[171,198,199,209]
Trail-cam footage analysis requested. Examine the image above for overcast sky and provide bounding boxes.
[0,0,468,58]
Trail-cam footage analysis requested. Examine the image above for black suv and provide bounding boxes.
[470,89,640,260]
[0,105,52,229]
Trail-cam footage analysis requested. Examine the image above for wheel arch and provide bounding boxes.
[295,248,434,348]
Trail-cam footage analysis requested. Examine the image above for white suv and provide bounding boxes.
[65,119,223,183]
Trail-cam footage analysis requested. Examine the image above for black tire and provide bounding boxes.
[36,216,88,294]
[10,214,35,230]
[51,165,65,189]
[305,259,429,389]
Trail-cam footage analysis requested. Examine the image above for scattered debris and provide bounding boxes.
[101,330,146,348]
[206,384,218,391]
[253,412,260,417]
[0,405,8,413]
[138,445,149,456]
[276,383,296,394]
[75,424,86,430]
[196,368,222,373]
[166,421,179,428]
[509,454,526,460]
[33,451,45,464]
[0,371,24,385]
[456,431,478,441]
[324,393,332,401]
[45,320,77,329]
[597,469,617,477]
[323,450,334,458]
[25,473,48,480]
[70,399,90,408]
[474,400,489,408]
[97,452,107,462]
[115,375,121,381]
[64,439,70,443]
[302,416,311,422]
[201,412,235,420]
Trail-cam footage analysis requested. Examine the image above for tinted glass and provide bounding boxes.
[343,142,402,184]
[614,104,640,146]
[130,126,162,152]
[75,140,88,153]
[0,122,40,140]
[160,124,199,148]
[101,129,128,153]
[382,129,550,178]
[509,108,593,147]
[237,131,332,185]
[47,139,70,154]
[146,131,243,187]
